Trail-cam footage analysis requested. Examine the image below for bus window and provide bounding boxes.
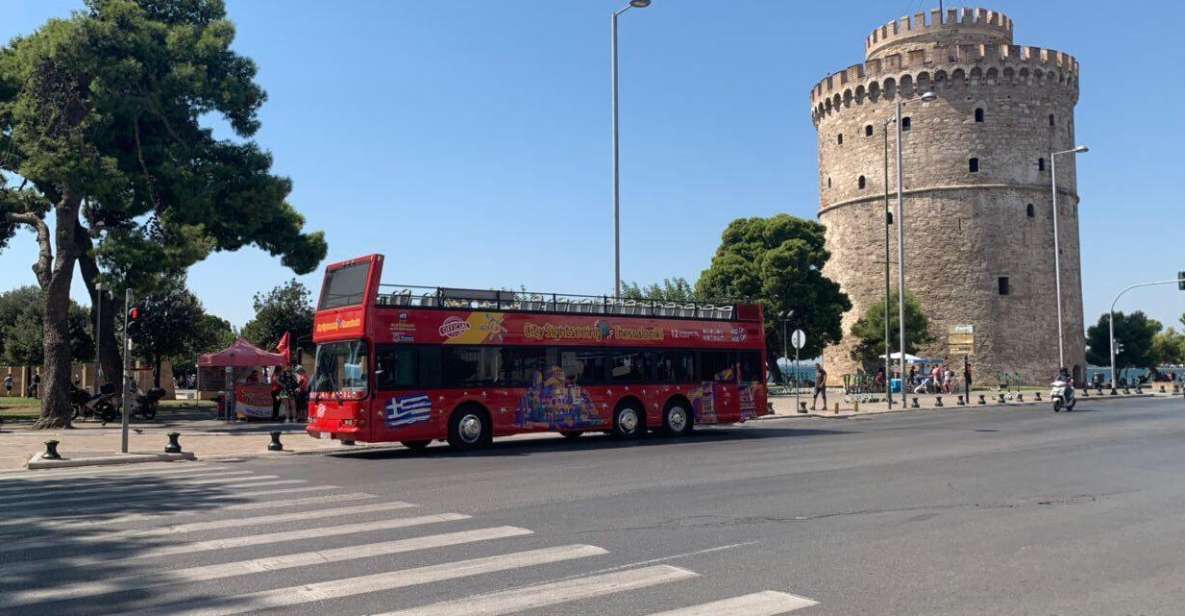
[669,350,696,383]
[609,350,651,384]
[375,345,440,390]
[738,351,764,382]
[442,347,501,387]
[312,341,369,393]
[502,347,549,387]
[318,262,371,309]
[560,349,606,385]
[698,351,737,382]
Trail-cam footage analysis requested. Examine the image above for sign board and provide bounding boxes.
[948,324,974,355]
[791,329,806,350]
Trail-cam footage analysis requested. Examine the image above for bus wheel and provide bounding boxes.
[662,402,693,436]
[448,407,491,450]
[402,440,431,451]
[559,430,583,440]
[612,403,643,439]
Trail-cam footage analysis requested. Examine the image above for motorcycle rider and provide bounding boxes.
[1055,366,1074,398]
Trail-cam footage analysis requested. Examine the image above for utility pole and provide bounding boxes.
[120,288,132,454]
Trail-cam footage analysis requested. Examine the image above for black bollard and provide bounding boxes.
[1035,392,1042,401]
[268,431,284,452]
[43,440,61,460]
[165,432,182,454]
[1160,386,1167,393]
[1110,388,1118,396]
[1122,388,1130,395]
[978,394,986,405]
[998,393,1006,404]
[957,395,965,406]
[935,396,944,407]
[1136,386,1143,394]
[798,401,807,414]
[1017,393,1024,402]
[911,397,919,408]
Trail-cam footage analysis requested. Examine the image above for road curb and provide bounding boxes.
[26,451,196,470]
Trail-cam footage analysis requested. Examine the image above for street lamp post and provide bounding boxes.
[882,118,893,407]
[93,282,103,395]
[891,91,937,397]
[1050,145,1088,369]
[1108,276,1185,392]
[611,0,651,297]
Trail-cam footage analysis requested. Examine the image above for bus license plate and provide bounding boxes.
[319,432,332,440]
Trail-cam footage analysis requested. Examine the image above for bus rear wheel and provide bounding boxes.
[448,406,491,450]
[662,402,693,436]
[402,440,431,451]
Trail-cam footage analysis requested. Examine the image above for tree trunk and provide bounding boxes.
[76,227,123,389]
[153,355,162,389]
[34,193,82,429]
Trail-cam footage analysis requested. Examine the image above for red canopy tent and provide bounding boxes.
[199,338,286,368]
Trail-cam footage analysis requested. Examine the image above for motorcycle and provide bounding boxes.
[71,384,120,423]
[1050,378,1076,412]
[128,388,164,420]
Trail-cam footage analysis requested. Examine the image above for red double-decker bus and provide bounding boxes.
[307,254,770,450]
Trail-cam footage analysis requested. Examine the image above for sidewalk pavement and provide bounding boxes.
[764,387,1167,419]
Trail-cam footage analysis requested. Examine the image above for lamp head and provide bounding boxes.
[919,91,938,102]
[630,0,651,6]
[1073,145,1089,153]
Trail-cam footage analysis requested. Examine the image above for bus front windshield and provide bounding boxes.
[313,340,369,395]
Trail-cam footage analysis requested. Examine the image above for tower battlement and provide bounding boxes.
[866,7,1013,59]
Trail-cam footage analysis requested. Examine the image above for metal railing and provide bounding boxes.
[375,284,742,321]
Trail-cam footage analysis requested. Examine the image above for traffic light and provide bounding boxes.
[1178,271,1184,291]
[126,304,144,336]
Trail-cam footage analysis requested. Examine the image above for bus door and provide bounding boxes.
[698,351,739,423]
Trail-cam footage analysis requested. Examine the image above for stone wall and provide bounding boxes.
[810,7,1086,386]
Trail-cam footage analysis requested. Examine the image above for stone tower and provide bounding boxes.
[810,7,1085,386]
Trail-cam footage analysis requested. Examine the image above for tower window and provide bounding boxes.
[837,133,843,145]
[1038,157,1046,171]
[858,175,866,190]
[827,177,831,188]
[969,158,980,173]
[974,108,985,123]
[865,125,873,137]
[1049,114,1055,126]
[1026,203,1035,218]
[998,276,1011,296]
[901,117,911,131]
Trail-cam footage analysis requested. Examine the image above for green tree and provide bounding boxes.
[848,291,935,367]
[0,0,326,427]
[1086,311,1161,371]
[242,280,314,355]
[126,282,208,388]
[696,215,851,362]
[169,313,236,385]
[1151,328,1185,366]
[621,278,697,302]
[0,287,94,367]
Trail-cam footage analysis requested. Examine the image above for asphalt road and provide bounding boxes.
[2,395,1183,615]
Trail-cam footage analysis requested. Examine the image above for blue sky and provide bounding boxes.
[3,0,1183,334]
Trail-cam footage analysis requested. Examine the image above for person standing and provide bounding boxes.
[3,374,12,397]
[963,359,973,402]
[811,363,828,411]
[270,367,285,422]
[29,372,41,398]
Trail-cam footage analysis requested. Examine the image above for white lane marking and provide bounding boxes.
[0,492,376,532]
[645,590,819,615]
[1,526,532,609]
[0,512,471,571]
[148,544,608,616]
[0,464,226,483]
[376,565,699,616]
[0,500,418,555]
[3,477,301,508]
[562,542,759,581]
[0,484,324,519]
[0,470,255,495]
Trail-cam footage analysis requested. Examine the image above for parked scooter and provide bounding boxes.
[1050,378,1076,412]
[128,388,165,420]
[71,384,119,423]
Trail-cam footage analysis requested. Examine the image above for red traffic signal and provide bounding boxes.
[128,306,141,321]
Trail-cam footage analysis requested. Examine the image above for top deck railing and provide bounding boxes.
[374,284,745,321]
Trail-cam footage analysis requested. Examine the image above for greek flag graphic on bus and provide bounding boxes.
[385,394,432,427]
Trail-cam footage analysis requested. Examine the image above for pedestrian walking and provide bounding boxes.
[29,373,41,398]
[270,367,285,421]
[944,366,954,394]
[811,363,828,410]
[3,374,12,397]
[963,359,973,400]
